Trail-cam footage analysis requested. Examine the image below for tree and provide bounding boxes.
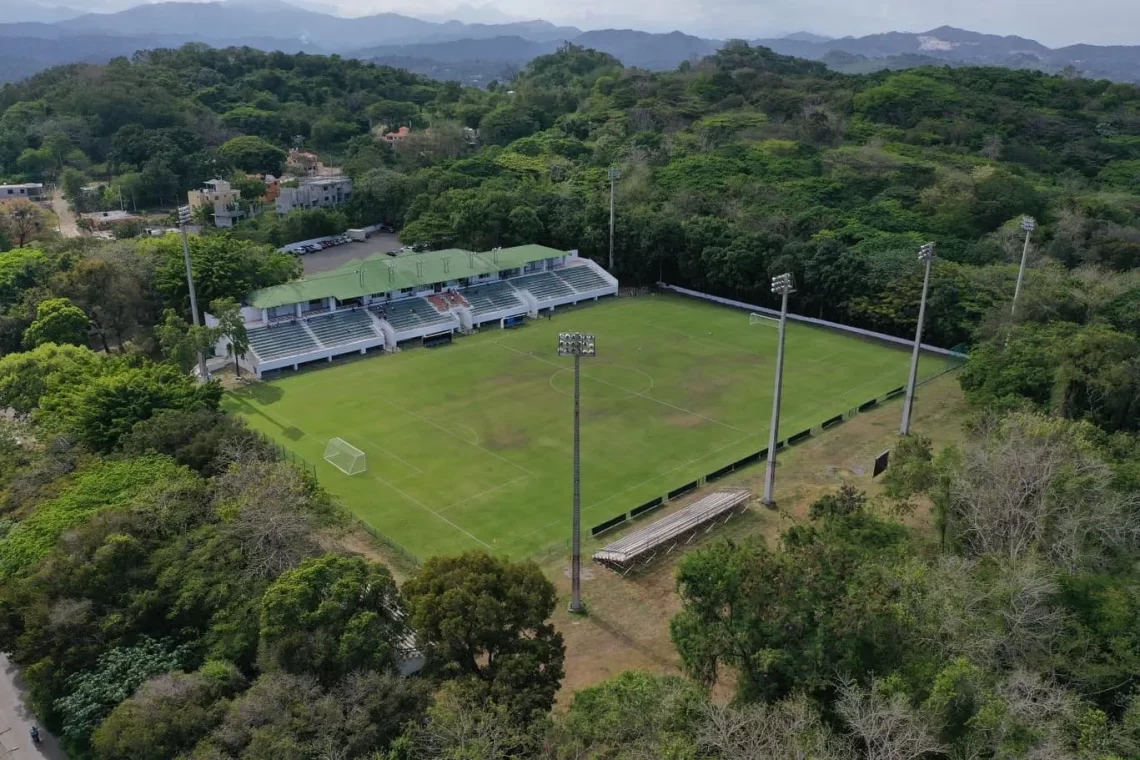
[147,234,299,316]
[155,309,215,374]
[230,174,268,203]
[52,636,191,752]
[671,510,916,702]
[0,198,46,247]
[22,297,89,349]
[209,297,249,377]
[943,412,1140,571]
[217,135,287,175]
[92,663,242,760]
[478,106,538,146]
[0,341,104,414]
[561,671,704,758]
[836,678,945,760]
[402,551,565,720]
[38,360,223,453]
[259,554,404,684]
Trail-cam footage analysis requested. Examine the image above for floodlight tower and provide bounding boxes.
[558,331,596,613]
[178,205,209,382]
[900,242,937,436]
[762,273,795,507]
[1010,216,1036,320]
[608,166,620,273]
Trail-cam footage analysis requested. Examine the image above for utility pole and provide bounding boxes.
[900,242,936,436]
[608,166,620,273]
[762,273,795,507]
[178,205,209,382]
[558,332,596,613]
[1011,216,1036,321]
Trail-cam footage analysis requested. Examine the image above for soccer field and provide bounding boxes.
[225,294,948,560]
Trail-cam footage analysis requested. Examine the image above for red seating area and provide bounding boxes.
[427,291,470,313]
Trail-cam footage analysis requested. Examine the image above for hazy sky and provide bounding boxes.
[59,0,1140,47]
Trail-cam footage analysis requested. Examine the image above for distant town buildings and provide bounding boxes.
[79,210,139,230]
[0,183,44,202]
[275,176,353,215]
[188,179,246,228]
[382,126,413,143]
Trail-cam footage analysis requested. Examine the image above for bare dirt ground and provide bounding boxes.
[541,371,967,705]
[50,187,79,239]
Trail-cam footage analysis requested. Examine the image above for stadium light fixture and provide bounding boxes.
[762,273,795,507]
[558,332,596,613]
[177,205,209,382]
[900,242,937,436]
[608,166,621,274]
[1011,216,1036,320]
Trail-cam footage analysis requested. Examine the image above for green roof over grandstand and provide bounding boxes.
[249,244,569,309]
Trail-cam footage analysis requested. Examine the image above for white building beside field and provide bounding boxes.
[212,244,617,378]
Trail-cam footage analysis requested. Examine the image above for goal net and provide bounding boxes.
[324,438,366,475]
[750,312,780,327]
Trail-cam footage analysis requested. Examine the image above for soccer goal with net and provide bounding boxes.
[749,312,780,327]
[324,438,366,475]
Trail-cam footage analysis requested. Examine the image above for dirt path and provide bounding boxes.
[0,655,66,759]
[50,187,80,239]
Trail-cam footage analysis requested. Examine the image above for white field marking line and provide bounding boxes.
[501,434,752,550]
[450,421,480,446]
[238,401,491,548]
[358,467,492,549]
[355,434,424,477]
[437,474,531,515]
[374,394,534,477]
[495,341,750,436]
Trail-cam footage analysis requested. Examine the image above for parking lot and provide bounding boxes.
[297,232,403,275]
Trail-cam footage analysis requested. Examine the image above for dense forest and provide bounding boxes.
[3,40,1140,759]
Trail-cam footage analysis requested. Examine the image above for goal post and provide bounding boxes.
[324,438,366,475]
[750,312,780,328]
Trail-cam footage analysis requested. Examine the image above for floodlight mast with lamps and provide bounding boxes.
[608,166,620,273]
[558,332,596,613]
[900,242,937,436]
[177,205,209,382]
[1011,216,1036,320]
[761,273,795,507]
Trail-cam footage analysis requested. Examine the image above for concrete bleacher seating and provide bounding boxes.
[593,489,751,573]
[556,265,609,293]
[248,321,319,361]
[373,298,456,332]
[463,281,523,316]
[511,271,573,301]
[306,310,379,347]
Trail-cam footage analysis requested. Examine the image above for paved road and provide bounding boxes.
[50,187,80,239]
[0,655,66,759]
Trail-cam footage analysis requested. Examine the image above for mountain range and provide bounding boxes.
[1,0,1139,85]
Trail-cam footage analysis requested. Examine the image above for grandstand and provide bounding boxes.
[511,271,574,301]
[464,281,525,317]
[593,489,752,574]
[557,264,609,292]
[247,321,319,361]
[374,297,459,332]
[218,244,618,377]
[305,310,379,348]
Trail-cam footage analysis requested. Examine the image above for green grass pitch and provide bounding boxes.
[225,294,948,560]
